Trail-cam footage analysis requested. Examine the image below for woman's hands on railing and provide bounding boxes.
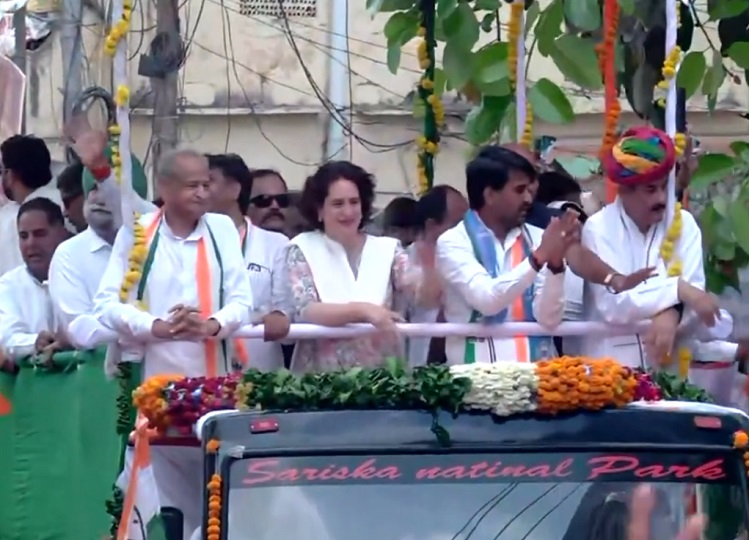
[627,485,705,540]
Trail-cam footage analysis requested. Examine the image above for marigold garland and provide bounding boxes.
[414,0,441,196]
[733,430,749,476]
[206,473,223,540]
[206,439,221,454]
[507,2,523,91]
[599,0,621,165]
[535,357,636,414]
[104,0,133,56]
[657,201,692,378]
[520,101,533,148]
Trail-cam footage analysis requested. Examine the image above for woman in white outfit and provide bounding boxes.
[282,161,441,372]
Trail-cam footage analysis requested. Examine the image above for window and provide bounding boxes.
[238,0,316,18]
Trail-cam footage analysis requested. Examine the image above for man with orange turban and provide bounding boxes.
[580,126,719,368]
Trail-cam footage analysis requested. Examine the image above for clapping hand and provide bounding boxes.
[537,209,581,265]
[628,485,705,540]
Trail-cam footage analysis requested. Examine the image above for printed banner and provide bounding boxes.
[0,348,121,540]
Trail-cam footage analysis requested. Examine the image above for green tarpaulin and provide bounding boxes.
[0,348,121,540]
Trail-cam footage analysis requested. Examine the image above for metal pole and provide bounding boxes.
[12,6,26,133]
[150,0,179,177]
[60,0,84,129]
[324,0,349,160]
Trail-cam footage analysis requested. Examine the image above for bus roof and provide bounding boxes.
[198,402,749,454]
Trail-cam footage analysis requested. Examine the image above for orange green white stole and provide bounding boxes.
[138,211,231,377]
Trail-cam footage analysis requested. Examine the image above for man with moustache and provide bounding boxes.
[0,135,65,276]
[580,127,720,368]
[0,198,70,370]
[247,168,291,236]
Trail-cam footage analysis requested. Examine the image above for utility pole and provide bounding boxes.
[12,6,26,133]
[150,0,179,177]
[61,0,84,148]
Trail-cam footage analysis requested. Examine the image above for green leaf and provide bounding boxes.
[729,198,749,255]
[535,0,564,57]
[366,0,416,15]
[563,0,601,32]
[480,12,495,33]
[730,141,749,162]
[442,2,480,50]
[437,0,459,21]
[708,0,749,21]
[473,42,509,84]
[728,41,749,69]
[702,50,726,97]
[617,0,635,15]
[464,96,512,145]
[387,44,402,74]
[474,0,500,10]
[676,51,707,98]
[528,78,574,123]
[525,0,541,35]
[432,67,448,96]
[690,153,737,191]
[384,11,420,44]
[442,42,475,90]
[550,34,603,89]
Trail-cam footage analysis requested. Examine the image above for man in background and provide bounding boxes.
[381,196,419,247]
[0,198,69,368]
[56,161,86,232]
[0,134,64,275]
[208,153,291,369]
[247,168,291,236]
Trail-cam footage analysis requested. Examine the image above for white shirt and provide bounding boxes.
[402,242,440,368]
[242,220,290,371]
[0,265,60,360]
[581,199,705,367]
[436,221,564,365]
[0,183,66,277]
[49,228,113,335]
[93,212,254,379]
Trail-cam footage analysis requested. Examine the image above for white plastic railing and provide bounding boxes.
[68,317,655,350]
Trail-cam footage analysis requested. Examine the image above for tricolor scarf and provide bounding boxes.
[463,210,554,363]
[232,219,251,368]
[137,211,233,376]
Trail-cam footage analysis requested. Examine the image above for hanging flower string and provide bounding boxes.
[599,0,621,203]
[733,430,749,476]
[206,473,223,540]
[508,1,532,147]
[104,0,132,56]
[415,0,441,195]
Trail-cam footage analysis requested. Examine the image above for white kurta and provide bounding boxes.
[242,220,290,371]
[0,265,61,360]
[435,221,565,365]
[92,212,254,379]
[580,199,705,367]
[49,227,112,334]
[0,183,66,277]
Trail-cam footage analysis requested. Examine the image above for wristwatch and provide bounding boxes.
[547,262,566,275]
[604,272,622,294]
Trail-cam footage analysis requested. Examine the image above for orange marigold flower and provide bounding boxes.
[734,430,749,449]
[206,438,221,454]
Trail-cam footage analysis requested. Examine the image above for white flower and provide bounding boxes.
[451,363,539,416]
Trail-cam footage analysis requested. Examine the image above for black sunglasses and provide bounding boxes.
[250,194,290,209]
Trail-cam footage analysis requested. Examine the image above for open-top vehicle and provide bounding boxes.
[119,361,749,540]
[197,402,749,540]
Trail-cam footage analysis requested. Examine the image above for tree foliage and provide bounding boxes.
[372,0,749,146]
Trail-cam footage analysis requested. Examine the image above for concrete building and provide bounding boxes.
[21,0,749,201]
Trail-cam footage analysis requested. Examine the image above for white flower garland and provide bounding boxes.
[451,363,538,416]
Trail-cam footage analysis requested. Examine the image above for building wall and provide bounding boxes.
[22,0,749,202]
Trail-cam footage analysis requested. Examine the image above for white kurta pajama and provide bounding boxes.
[0,265,62,359]
[93,211,254,540]
[436,219,565,365]
[580,199,704,368]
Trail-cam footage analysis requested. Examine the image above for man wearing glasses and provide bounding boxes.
[246,168,292,236]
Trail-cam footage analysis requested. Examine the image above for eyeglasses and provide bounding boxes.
[250,193,290,209]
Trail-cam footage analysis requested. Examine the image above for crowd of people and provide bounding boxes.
[0,122,728,539]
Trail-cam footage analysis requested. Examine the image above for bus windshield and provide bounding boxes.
[225,451,744,540]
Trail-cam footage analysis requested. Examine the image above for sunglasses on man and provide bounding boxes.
[250,194,290,209]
